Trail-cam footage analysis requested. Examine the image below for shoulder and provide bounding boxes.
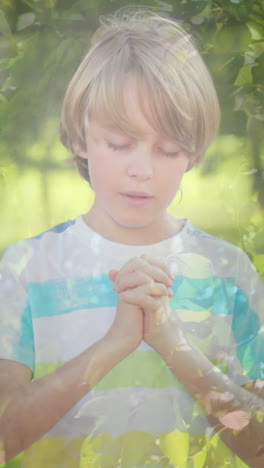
[185,222,244,260]
[0,217,79,280]
[183,222,256,281]
[183,223,264,312]
[32,218,77,240]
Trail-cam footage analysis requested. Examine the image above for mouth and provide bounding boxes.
[122,192,153,198]
[119,192,154,206]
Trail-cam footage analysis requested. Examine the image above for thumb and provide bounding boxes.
[108,269,119,281]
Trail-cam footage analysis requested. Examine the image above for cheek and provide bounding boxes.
[161,161,187,185]
[89,163,107,189]
[163,174,182,196]
[88,151,118,190]
[157,161,187,200]
[173,158,189,182]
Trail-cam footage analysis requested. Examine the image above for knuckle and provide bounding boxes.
[127,257,140,269]
[148,278,155,287]
[132,257,143,269]
[149,282,167,295]
[146,280,155,293]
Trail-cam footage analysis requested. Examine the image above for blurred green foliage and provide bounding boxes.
[0,4,263,465]
[0,0,264,272]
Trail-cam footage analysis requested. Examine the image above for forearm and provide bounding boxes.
[0,335,129,462]
[156,323,264,467]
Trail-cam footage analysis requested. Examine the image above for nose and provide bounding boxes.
[127,149,153,180]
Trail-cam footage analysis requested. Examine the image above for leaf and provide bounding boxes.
[253,254,264,276]
[255,410,264,424]
[249,13,264,27]
[247,19,264,40]
[172,0,209,20]
[16,13,36,32]
[252,53,264,84]
[155,1,174,13]
[220,410,251,430]
[0,9,11,36]
[160,431,189,466]
[234,65,252,86]
[213,24,252,54]
[218,0,253,21]
[193,447,207,468]
[44,0,58,8]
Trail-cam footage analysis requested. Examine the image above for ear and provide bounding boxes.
[72,142,88,159]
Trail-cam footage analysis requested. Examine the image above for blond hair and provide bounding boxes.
[60,7,220,183]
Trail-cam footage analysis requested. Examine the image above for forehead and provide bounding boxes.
[89,76,177,140]
[91,121,181,146]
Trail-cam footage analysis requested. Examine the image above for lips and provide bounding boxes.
[121,191,153,198]
[119,192,154,206]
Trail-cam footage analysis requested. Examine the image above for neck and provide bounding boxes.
[83,209,184,246]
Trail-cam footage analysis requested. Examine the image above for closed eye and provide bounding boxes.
[107,140,180,157]
[161,150,180,158]
[107,141,130,151]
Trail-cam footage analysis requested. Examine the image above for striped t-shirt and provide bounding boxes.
[0,215,263,468]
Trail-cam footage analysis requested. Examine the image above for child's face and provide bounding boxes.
[81,79,190,243]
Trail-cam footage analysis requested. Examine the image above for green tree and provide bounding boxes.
[1,0,263,198]
[0,0,263,261]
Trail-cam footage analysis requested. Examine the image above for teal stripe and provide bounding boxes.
[13,303,35,369]
[29,274,117,317]
[28,274,240,318]
[28,273,264,380]
[232,289,264,380]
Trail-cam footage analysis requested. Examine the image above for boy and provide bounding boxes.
[0,7,263,468]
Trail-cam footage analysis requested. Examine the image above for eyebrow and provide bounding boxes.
[99,123,138,135]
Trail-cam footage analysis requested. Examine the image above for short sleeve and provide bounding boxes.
[229,250,264,384]
[0,242,35,370]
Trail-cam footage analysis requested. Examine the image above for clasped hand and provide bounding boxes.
[108,255,176,351]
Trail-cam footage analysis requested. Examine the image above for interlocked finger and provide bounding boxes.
[148,281,171,297]
[119,282,171,311]
[140,254,174,280]
[113,255,174,290]
[113,271,154,293]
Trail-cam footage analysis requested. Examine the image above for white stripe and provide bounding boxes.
[33,307,153,363]
[43,386,208,438]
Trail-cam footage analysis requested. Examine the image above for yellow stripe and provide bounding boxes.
[33,352,228,390]
[23,437,85,468]
[19,431,250,468]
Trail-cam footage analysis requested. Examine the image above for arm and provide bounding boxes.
[111,255,264,468]
[154,318,264,468]
[0,337,129,462]
[0,300,143,463]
